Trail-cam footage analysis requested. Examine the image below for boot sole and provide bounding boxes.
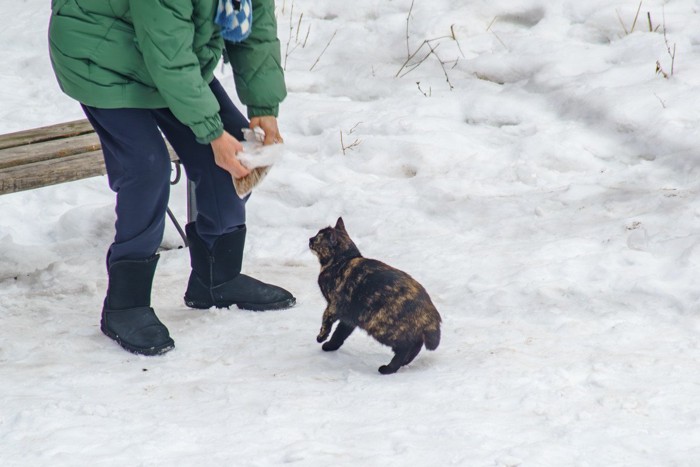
[100,322,175,356]
[183,297,213,310]
[184,296,296,312]
[237,297,296,311]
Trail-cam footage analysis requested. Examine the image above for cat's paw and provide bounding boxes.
[316,333,328,343]
[378,365,399,375]
[322,341,341,351]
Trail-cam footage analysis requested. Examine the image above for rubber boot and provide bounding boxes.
[184,223,296,311]
[101,255,175,355]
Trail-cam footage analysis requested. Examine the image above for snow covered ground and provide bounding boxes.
[2,0,700,465]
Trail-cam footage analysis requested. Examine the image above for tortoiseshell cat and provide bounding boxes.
[309,217,441,374]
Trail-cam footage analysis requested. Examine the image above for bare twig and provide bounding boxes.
[283,1,296,70]
[486,16,498,31]
[405,0,415,58]
[348,122,362,134]
[451,24,466,58]
[616,9,629,35]
[396,36,457,78]
[426,42,454,90]
[631,1,643,33]
[340,125,362,155]
[416,81,431,97]
[663,13,676,76]
[656,7,676,78]
[397,42,432,77]
[670,43,676,75]
[486,16,508,50]
[310,30,337,71]
[491,30,509,50]
[396,4,460,89]
[653,93,667,109]
[396,40,429,77]
[295,12,304,43]
[283,1,311,71]
[616,0,643,35]
[301,23,311,47]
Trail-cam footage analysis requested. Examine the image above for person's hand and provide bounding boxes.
[210,131,250,179]
[250,116,284,146]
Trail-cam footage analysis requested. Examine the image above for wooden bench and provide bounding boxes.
[0,119,192,245]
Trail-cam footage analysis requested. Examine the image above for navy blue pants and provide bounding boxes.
[82,78,249,265]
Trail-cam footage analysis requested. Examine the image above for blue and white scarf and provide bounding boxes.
[215,0,253,43]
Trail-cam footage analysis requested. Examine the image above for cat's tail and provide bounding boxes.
[424,326,440,351]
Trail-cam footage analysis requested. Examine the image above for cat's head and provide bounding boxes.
[309,217,359,263]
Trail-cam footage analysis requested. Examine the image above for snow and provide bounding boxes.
[2,0,700,465]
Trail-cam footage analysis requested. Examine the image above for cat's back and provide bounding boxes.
[346,257,422,290]
[345,257,438,312]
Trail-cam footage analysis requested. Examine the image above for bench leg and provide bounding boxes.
[165,161,197,248]
[186,177,198,224]
[166,207,188,248]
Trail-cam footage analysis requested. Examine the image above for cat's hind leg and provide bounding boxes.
[378,345,414,375]
[401,340,424,367]
[322,322,355,351]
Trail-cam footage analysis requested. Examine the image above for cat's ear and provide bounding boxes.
[329,228,338,246]
[335,217,346,231]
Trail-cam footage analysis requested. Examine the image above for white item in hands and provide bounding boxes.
[232,127,283,198]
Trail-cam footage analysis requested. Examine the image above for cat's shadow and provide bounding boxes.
[317,341,434,376]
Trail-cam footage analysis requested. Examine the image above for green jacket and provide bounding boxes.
[49,0,286,144]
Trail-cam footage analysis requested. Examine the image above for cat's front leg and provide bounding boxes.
[322,322,355,351]
[317,305,337,343]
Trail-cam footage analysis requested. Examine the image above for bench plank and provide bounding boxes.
[0,149,107,194]
[0,119,95,150]
[0,133,102,170]
[0,146,180,195]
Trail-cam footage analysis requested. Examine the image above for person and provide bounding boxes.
[48,0,295,356]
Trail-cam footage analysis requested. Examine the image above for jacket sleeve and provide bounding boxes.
[225,0,287,118]
[129,0,224,144]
